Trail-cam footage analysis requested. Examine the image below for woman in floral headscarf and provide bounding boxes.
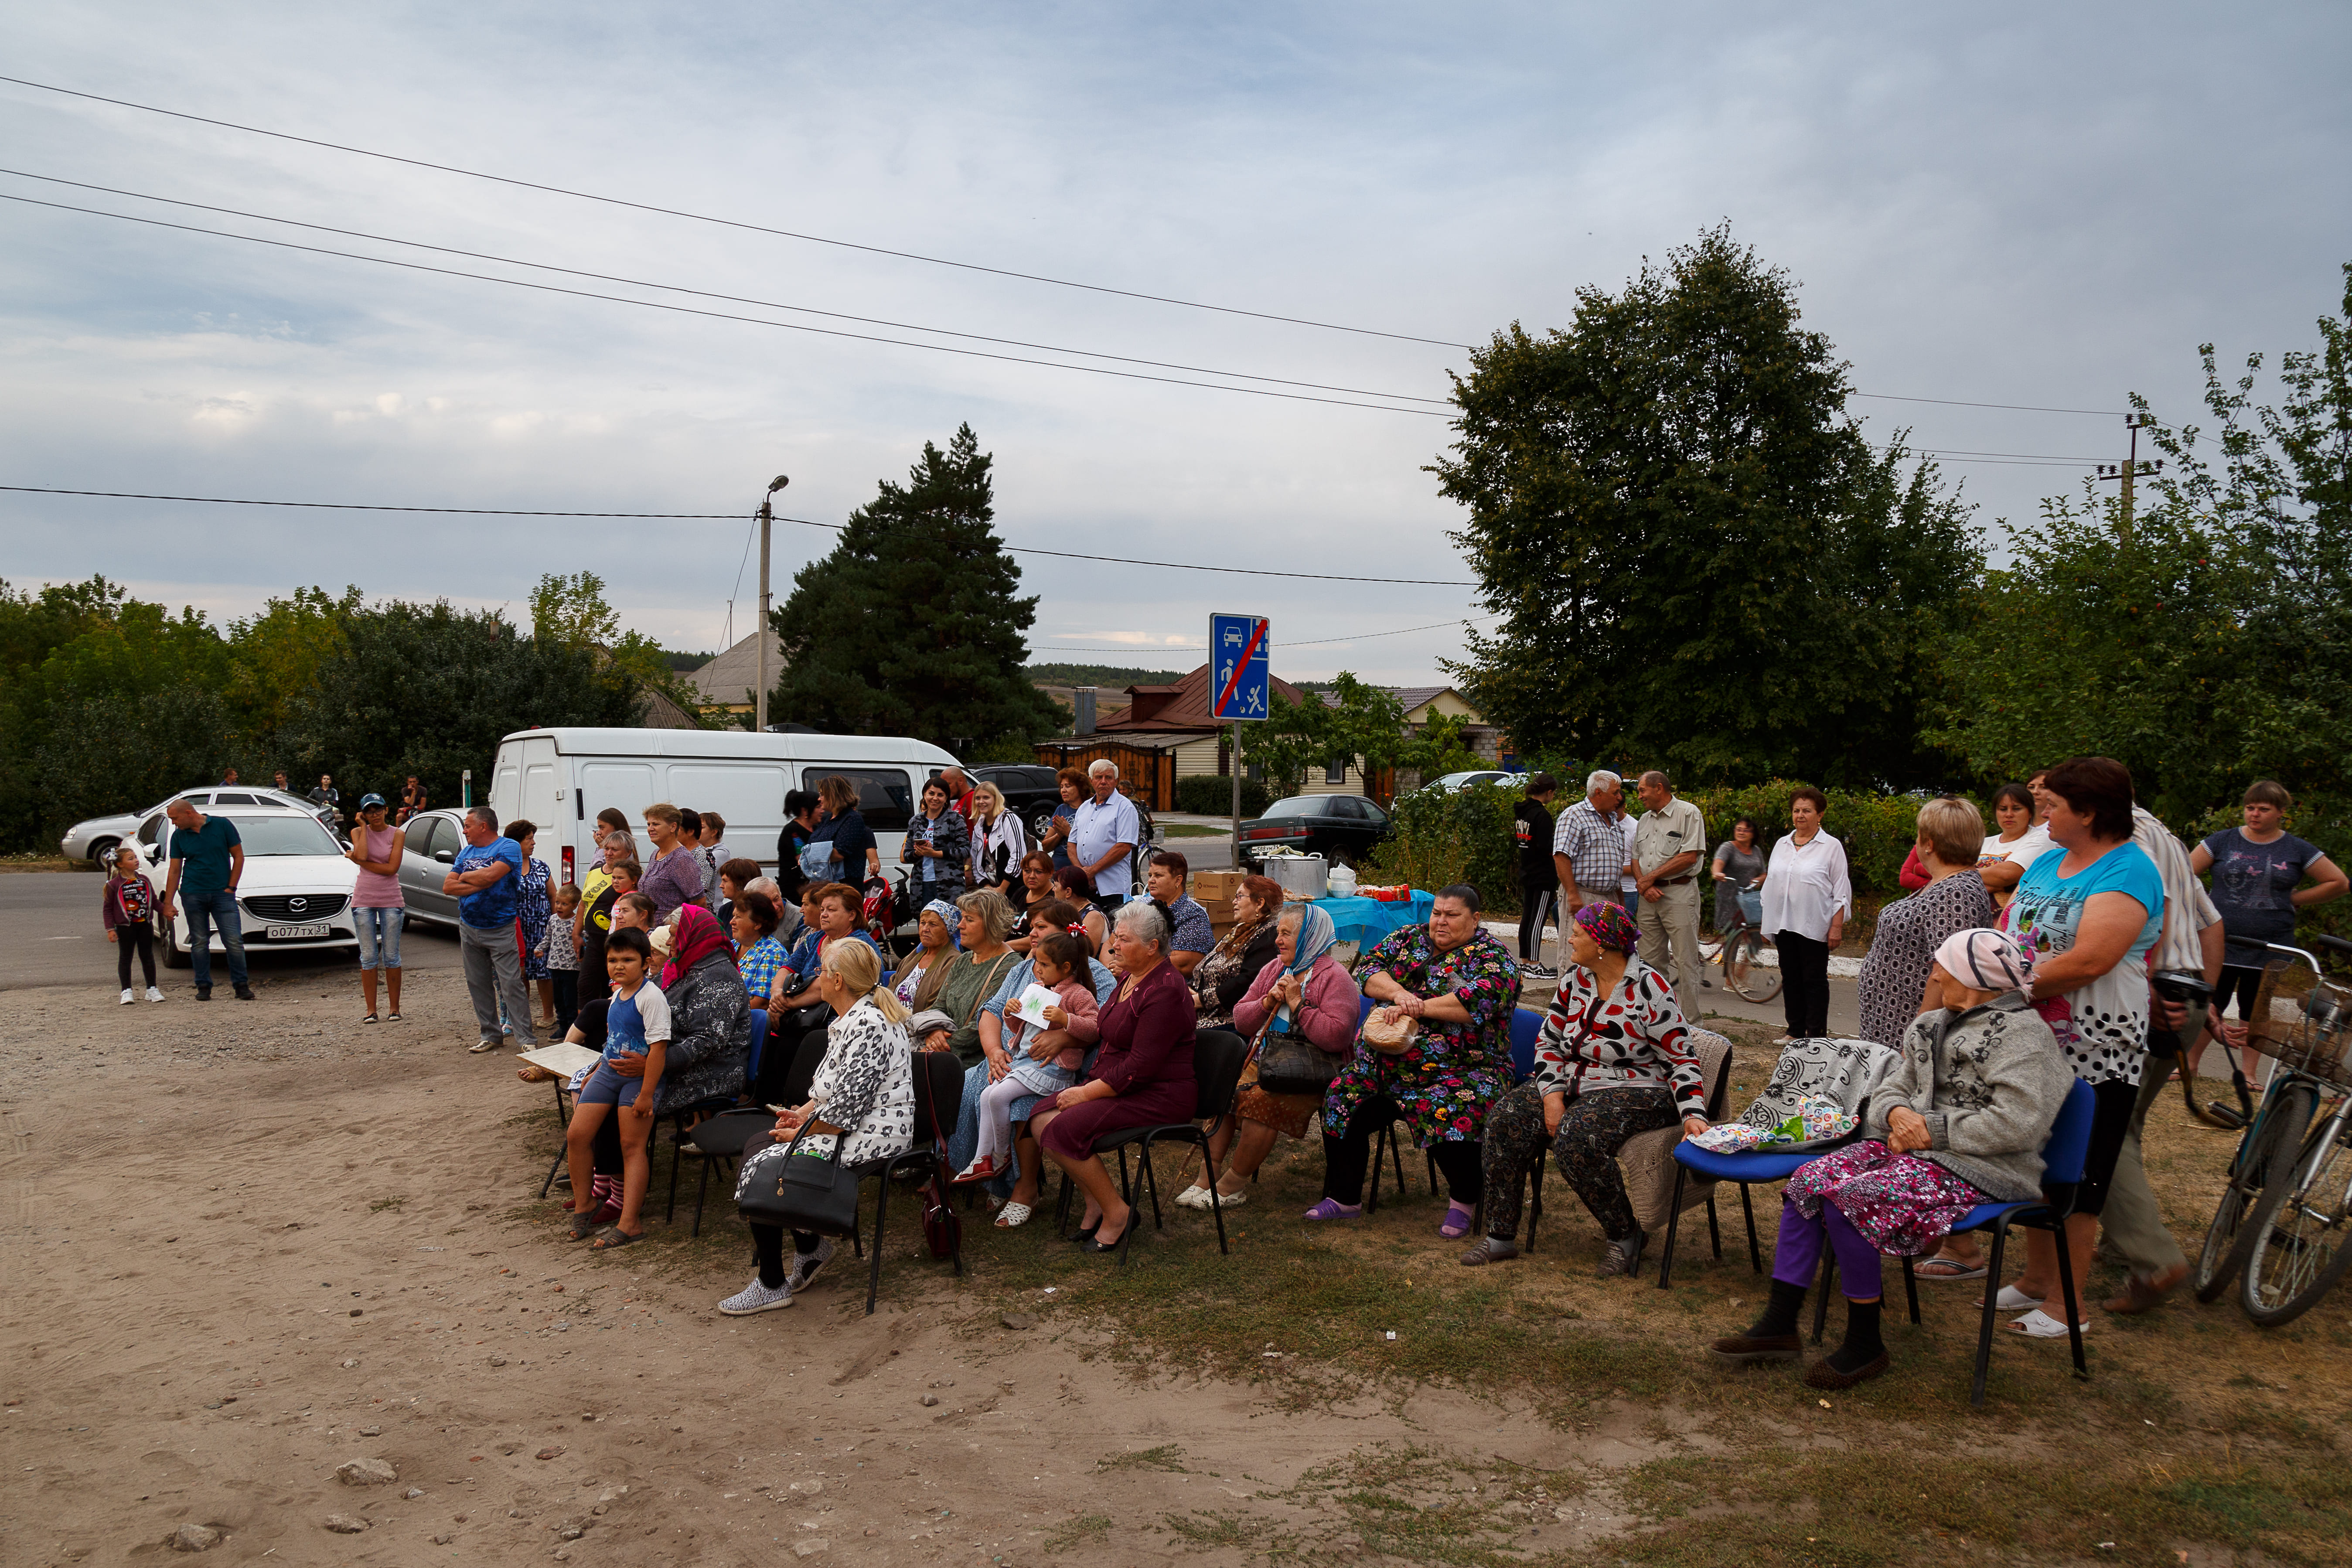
[1461,897,1706,1277]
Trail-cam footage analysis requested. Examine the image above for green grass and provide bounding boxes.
[1041,1513,1111,1553]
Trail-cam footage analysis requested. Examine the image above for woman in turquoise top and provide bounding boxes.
[1994,756,2164,1339]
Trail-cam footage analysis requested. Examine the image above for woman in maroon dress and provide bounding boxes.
[1029,901,1199,1254]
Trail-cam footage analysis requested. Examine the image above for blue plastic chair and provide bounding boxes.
[1658,1145,1817,1288]
[1902,1076,2096,1407]
[741,1006,771,1094]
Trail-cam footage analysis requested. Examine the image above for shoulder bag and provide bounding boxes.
[1252,980,1345,1096]
[912,1062,961,1260]
[737,1118,863,1237]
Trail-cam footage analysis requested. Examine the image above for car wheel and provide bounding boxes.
[157,909,191,969]
[1029,808,1057,844]
[85,837,120,868]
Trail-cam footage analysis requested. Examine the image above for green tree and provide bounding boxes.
[1432,224,1979,788]
[532,570,706,725]
[770,423,1060,750]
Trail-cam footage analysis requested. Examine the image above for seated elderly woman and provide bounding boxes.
[950,897,1118,1227]
[1306,884,1521,1238]
[1709,928,2071,1389]
[719,938,915,1315]
[731,890,787,1011]
[1188,874,1285,1031]
[1028,900,1200,1253]
[892,898,961,1014]
[912,889,1024,1062]
[1176,901,1357,1211]
[1464,901,1708,1277]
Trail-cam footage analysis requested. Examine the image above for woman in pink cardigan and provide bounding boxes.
[1176,902,1360,1212]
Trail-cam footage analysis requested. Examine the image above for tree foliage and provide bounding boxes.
[1433,224,1979,789]
[1236,673,1482,798]
[771,423,1060,751]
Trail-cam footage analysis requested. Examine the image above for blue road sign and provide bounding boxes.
[1210,614,1270,721]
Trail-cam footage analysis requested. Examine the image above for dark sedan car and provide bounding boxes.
[968,764,1067,843]
[1237,793,1392,869]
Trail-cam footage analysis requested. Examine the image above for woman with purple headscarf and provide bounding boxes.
[1708,928,2071,1390]
[1462,899,1708,1278]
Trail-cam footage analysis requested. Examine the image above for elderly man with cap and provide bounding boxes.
[1632,770,1708,1016]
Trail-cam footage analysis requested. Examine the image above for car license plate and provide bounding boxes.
[267,922,331,940]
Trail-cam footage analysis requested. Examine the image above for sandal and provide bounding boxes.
[361,1013,379,1025]
[590,1226,642,1250]
[1911,1257,1987,1282]
[951,1156,998,1186]
[1301,1199,1363,1221]
[567,1211,603,1241]
[1977,1284,2044,1312]
[994,1202,1033,1228]
[2008,1308,2083,1339]
[1439,1202,1476,1240]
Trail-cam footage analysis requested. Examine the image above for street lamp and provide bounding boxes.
[757,474,788,733]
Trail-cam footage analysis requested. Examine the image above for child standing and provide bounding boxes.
[542,882,582,1041]
[561,927,668,1248]
[103,845,163,1003]
[954,931,1098,1184]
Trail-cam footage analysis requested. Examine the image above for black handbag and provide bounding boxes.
[736,1121,863,1237]
[1254,1025,1342,1097]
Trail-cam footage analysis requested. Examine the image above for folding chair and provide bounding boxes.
[1052,1030,1252,1265]
[849,1049,968,1313]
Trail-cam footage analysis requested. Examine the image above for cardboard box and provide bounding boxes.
[1192,869,1246,905]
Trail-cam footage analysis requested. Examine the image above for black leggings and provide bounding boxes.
[1321,1095,1483,1205]
[1518,882,1557,963]
[115,923,157,989]
[1777,931,1831,1037]
[2215,965,2268,1021]
[750,1223,825,1288]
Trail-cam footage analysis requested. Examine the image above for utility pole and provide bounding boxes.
[2096,415,2161,545]
[755,474,789,732]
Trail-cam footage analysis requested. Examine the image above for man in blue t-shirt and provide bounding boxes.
[160,798,252,1000]
[442,805,537,1053]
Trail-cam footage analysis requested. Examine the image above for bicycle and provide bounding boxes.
[1713,881,1782,1004]
[2189,934,2352,1326]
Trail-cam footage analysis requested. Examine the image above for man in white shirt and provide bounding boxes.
[1068,760,1140,910]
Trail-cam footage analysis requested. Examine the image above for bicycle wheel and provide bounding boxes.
[1726,931,1782,1003]
[2240,1101,2352,1327]
[2194,1081,2316,1303]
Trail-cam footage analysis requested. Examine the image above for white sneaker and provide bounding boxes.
[119,989,135,1005]
[716,1277,795,1316]
[786,1237,839,1294]
[146,987,164,1002]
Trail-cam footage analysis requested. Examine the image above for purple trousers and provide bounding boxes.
[1772,1199,1886,1302]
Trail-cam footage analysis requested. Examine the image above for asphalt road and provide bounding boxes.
[0,870,464,992]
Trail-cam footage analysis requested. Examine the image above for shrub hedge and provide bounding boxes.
[1174,773,1271,818]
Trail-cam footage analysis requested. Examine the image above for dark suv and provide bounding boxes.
[971,764,1068,843]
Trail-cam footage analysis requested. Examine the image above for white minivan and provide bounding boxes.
[484,727,964,886]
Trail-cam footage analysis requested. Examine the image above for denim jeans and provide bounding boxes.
[355,906,404,971]
[183,888,247,990]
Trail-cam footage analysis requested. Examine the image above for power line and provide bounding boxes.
[2,193,1449,417]
[0,168,1454,407]
[0,485,1480,586]
[1036,616,1487,654]
[0,72,1466,350]
[0,77,2150,423]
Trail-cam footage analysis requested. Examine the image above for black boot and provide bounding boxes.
[1806,1297,1889,1388]
[1710,1278,1806,1364]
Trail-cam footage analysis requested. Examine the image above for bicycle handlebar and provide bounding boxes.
[2315,933,2352,957]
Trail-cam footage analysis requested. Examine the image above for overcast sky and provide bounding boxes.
[5,3,2348,685]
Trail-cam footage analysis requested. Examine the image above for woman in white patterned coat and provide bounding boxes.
[720,940,914,1315]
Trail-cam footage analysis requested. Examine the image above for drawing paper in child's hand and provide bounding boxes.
[1007,982,1060,1027]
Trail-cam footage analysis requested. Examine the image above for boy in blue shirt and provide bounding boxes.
[562,927,670,1246]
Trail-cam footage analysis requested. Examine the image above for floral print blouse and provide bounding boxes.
[1531,955,1705,1115]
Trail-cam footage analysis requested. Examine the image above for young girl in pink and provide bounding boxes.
[954,931,1099,1184]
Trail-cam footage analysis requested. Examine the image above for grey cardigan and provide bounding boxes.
[1864,992,2072,1202]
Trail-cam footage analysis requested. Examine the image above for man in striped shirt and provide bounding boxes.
[1550,770,1626,914]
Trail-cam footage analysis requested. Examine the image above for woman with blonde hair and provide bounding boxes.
[721,935,915,1316]
[966,780,1029,893]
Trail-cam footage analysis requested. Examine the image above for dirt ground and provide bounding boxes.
[4,967,2346,1566]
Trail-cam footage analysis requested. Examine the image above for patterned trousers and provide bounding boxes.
[1480,1082,1680,1243]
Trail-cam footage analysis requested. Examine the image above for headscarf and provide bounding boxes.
[1933,927,2031,995]
[663,904,731,988]
[1573,898,1643,958]
[1271,902,1337,1032]
[921,897,961,936]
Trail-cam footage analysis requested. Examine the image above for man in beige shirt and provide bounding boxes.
[1632,770,1708,1017]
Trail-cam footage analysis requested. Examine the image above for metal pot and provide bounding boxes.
[1261,853,1329,901]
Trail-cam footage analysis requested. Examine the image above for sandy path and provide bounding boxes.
[2,971,1656,1565]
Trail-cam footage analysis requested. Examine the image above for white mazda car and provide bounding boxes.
[130,803,360,968]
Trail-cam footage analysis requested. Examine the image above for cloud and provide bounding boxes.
[3,2,2348,676]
